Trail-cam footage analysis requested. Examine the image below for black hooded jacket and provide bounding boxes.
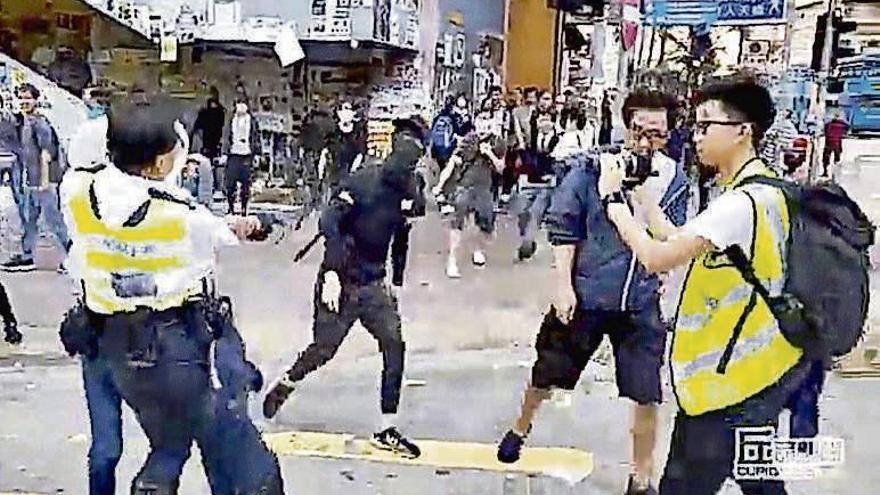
[319,136,426,286]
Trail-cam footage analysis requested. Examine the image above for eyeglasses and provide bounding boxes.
[632,129,669,141]
[694,120,745,135]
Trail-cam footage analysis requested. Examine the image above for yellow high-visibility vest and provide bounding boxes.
[62,167,201,315]
[671,160,802,416]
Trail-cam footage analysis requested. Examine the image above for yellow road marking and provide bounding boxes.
[264,431,593,483]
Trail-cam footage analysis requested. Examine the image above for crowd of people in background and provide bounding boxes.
[0,61,870,495]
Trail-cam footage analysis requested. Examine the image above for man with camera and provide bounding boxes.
[496,89,689,495]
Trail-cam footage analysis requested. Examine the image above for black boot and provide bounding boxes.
[4,320,22,345]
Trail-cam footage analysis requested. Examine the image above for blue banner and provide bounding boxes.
[646,0,787,27]
[716,0,787,25]
[646,1,718,27]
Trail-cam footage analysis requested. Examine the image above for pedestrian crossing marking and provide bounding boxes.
[264,431,593,483]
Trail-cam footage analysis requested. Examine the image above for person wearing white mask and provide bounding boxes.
[552,107,596,161]
[318,101,366,200]
[222,99,261,215]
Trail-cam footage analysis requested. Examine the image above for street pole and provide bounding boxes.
[810,0,836,184]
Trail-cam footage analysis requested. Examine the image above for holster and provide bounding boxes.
[202,293,234,340]
[58,300,100,360]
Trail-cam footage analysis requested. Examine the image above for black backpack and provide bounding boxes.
[725,176,875,362]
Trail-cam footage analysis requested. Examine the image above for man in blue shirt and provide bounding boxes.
[496,89,689,495]
[1,83,69,272]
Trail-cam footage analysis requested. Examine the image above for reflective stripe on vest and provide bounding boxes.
[64,171,199,314]
[671,161,802,416]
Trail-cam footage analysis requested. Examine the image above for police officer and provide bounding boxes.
[263,118,427,458]
[60,97,283,494]
[61,84,123,495]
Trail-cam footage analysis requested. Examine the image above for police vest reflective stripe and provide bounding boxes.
[63,169,200,315]
[671,161,802,416]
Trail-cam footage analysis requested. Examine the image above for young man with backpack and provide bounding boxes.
[1,83,69,272]
[600,76,873,494]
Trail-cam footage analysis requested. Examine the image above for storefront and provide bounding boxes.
[0,0,153,96]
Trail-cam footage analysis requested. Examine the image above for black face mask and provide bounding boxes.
[382,137,426,216]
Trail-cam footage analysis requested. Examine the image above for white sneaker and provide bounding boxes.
[446,259,461,279]
[472,250,487,267]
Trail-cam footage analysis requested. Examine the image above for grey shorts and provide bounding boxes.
[449,186,495,233]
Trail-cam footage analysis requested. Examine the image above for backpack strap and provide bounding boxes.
[724,244,772,302]
[738,174,787,190]
[715,186,774,373]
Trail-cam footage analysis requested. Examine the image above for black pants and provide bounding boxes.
[0,281,15,325]
[659,360,812,495]
[822,143,842,175]
[783,360,826,438]
[286,277,405,414]
[225,154,252,215]
[96,303,282,494]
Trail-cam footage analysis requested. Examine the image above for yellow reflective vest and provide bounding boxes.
[61,166,202,315]
[671,160,803,416]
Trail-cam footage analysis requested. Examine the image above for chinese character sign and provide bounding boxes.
[717,0,787,25]
[646,0,786,27]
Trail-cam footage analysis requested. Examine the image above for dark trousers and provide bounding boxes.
[822,142,842,175]
[286,277,405,414]
[202,300,283,495]
[98,305,214,494]
[225,154,252,215]
[501,154,518,196]
[659,360,811,495]
[783,360,826,438]
[96,303,282,494]
[82,356,123,495]
[0,281,15,324]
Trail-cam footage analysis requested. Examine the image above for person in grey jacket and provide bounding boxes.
[222,99,261,215]
[1,83,69,273]
[497,89,689,495]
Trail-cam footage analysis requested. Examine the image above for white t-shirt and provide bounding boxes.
[230,114,253,156]
[684,182,785,256]
[683,189,754,253]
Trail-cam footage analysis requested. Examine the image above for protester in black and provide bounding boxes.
[193,88,226,161]
[322,101,367,196]
[223,99,261,215]
[263,118,427,459]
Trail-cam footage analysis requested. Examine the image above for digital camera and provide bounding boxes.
[599,145,658,190]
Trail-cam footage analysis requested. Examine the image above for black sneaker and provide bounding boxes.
[624,475,658,495]
[262,380,295,419]
[4,320,22,345]
[371,427,421,458]
[1,256,35,273]
[246,362,264,393]
[497,429,527,464]
[517,241,537,261]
